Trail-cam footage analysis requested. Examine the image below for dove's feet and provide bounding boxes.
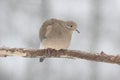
[39,48,53,62]
[45,48,53,56]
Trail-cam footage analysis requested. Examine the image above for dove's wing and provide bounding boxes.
[39,18,64,42]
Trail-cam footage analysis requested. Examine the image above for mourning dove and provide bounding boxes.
[39,18,79,62]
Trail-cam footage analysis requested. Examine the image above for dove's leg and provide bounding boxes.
[39,48,52,62]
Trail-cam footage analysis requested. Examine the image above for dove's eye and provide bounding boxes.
[70,25,73,27]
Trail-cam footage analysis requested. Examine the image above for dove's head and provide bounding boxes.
[65,21,80,33]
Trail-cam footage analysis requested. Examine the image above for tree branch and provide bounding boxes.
[0,48,120,65]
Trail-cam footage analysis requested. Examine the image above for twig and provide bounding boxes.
[0,48,120,65]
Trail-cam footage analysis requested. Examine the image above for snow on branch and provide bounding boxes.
[0,48,120,65]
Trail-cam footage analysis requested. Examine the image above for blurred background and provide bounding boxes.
[0,0,120,80]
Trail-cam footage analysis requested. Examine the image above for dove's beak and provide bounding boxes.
[76,29,80,33]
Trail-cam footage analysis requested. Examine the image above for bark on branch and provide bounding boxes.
[0,48,120,65]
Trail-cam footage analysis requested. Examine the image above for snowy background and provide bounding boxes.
[0,0,120,80]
